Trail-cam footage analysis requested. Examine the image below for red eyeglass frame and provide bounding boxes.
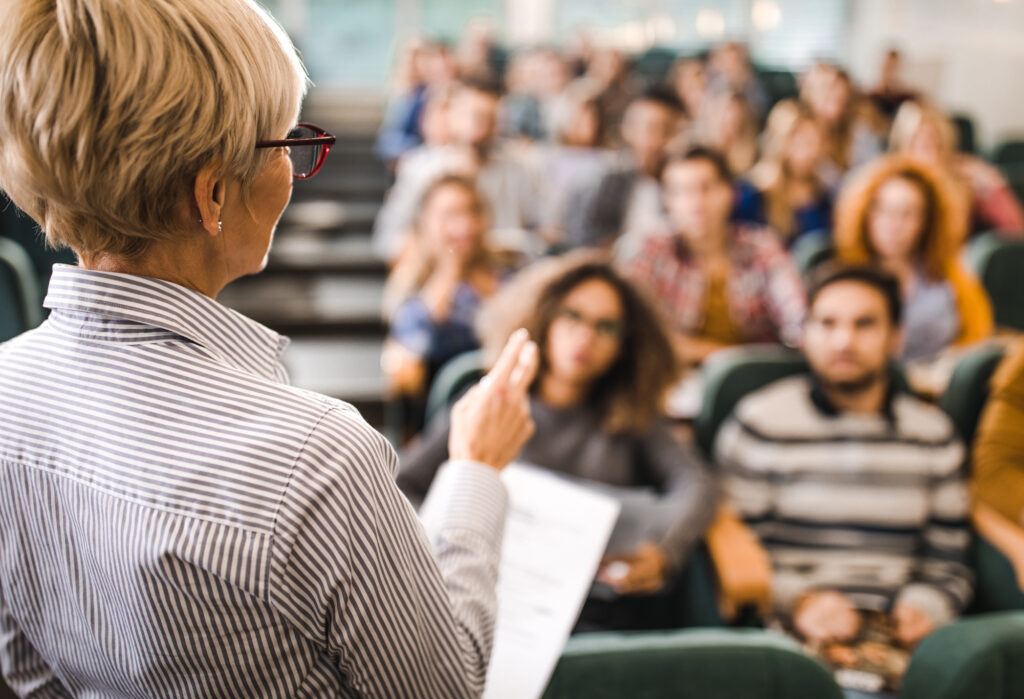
[255,122,336,180]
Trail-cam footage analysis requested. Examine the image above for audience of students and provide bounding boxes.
[890,100,1024,236]
[623,148,806,366]
[716,265,972,649]
[368,34,1015,679]
[382,175,502,399]
[398,252,716,631]
[833,155,993,362]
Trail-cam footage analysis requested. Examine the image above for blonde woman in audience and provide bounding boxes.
[890,100,1024,236]
[382,175,504,399]
[834,155,993,363]
[624,148,806,366]
[398,251,715,632]
[738,100,834,245]
[693,90,759,177]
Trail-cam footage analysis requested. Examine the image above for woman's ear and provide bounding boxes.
[193,164,226,237]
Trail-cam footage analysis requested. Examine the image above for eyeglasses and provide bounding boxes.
[555,308,624,340]
[255,123,336,179]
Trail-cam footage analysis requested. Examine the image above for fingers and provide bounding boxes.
[486,328,530,389]
[508,340,539,396]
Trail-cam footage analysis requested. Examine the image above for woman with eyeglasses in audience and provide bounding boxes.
[736,100,834,246]
[398,251,715,632]
[834,155,993,365]
[890,100,1024,237]
[382,174,504,401]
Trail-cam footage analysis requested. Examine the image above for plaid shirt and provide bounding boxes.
[625,224,806,347]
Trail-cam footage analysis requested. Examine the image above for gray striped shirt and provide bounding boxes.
[715,375,972,625]
[0,265,507,698]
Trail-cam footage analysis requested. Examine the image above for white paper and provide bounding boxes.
[483,463,621,699]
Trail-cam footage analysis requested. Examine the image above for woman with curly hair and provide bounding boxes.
[398,251,715,631]
[834,155,993,361]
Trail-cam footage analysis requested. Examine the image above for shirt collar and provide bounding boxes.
[808,370,899,423]
[43,265,289,381]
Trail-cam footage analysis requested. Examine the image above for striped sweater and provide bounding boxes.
[714,375,972,625]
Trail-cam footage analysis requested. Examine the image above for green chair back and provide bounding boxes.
[694,346,809,458]
[0,193,75,298]
[0,236,42,342]
[952,114,977,155]
[967,232,1024,332]
[993,140,1024,167]
[424,349,485,425]
[902,612,1024,699]
[939,344,1006,445]
[789,231,834,279]
[542,628,843,699]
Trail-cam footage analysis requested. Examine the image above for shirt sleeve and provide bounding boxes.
[637,422,717,572]
[269,405,507,698]
[895,439,973,627]
[1,585,71,697]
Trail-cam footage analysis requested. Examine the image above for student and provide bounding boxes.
[716,265,972,653]
[623,147,806,366]
[737,99,833,245]
[693,90,759,177]
[373,78,539,261]
[398,252,716,631]
[833,155,993,361]
[890,100,1024,236]
[801,63,883,176]
[382,175,503,399]
[564,86,682,248]
[972,340,1024,527]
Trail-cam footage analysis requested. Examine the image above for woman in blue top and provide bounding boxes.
[383,174,505,400]
[734,100,833,246]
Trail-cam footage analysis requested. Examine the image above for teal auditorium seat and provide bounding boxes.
[966,232,1024,332]
[542,629,843,699]
[0,193,75,300]
[0,236,42,342]
[939,346,1024,615]
[901,613,1024,699]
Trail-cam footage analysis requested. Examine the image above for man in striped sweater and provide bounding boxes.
[715,265,972,649]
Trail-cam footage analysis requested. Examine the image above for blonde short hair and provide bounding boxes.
[0,0,307,257]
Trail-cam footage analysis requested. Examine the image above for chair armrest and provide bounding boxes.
[972,501,1024,592]
[704,504,773,619]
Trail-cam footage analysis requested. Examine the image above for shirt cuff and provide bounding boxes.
[894,583,956,627]
[419,460,509,546]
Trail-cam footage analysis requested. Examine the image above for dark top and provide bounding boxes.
[398,396,717,571]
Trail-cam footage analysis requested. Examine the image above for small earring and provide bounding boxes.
[218,220,223,234]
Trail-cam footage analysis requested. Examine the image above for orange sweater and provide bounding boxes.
[972,341,1024,524]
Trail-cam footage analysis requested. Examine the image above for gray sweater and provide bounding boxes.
[398,397,717,571]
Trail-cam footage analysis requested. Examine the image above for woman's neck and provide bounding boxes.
[538,373,588,409]
[81,240,227,298]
